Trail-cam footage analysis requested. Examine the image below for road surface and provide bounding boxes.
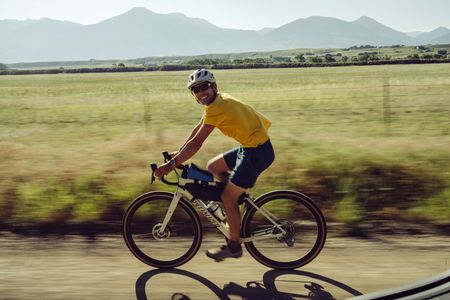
[0,232,449,299]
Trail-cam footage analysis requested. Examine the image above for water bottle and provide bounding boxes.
[206,201,227,222]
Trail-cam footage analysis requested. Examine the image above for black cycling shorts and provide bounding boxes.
[223,139,275,189]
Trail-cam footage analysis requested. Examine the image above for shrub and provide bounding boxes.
[353,164,440,213]
[324,54,336,62]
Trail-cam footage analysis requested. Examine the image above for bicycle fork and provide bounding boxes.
[157,190,182,235]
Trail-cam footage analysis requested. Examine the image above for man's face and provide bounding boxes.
[191,82,216,105]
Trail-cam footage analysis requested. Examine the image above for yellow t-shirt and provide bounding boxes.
[203,92,271,148]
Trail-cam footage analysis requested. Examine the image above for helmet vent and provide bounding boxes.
[187,68,216,89]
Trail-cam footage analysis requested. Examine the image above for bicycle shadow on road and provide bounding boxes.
[135,268,362,300]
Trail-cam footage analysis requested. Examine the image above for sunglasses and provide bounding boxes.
[191,82,211,93]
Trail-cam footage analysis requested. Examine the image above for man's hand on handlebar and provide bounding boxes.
[154,161,175,179]
[152,151,186,181]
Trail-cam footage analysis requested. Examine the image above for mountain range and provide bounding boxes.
[1,7,449,64]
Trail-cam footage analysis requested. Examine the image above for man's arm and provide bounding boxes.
[154,122,215,178]
[175,118,203,154]
[172,123,214,166]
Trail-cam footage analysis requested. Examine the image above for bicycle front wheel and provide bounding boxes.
[123,191,202,268]
[242,190,326,269]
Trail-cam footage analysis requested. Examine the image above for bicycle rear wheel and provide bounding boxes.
[242,190,326,269]
[123,191,202,268]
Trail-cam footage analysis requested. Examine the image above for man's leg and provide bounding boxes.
[207,154,230,182]
[206,180,245,261]
[206,149,245,261]
[221,180,245,243]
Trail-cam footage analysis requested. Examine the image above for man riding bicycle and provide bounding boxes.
[155,68,275,261]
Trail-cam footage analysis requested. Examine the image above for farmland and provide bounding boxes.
[0,64,449,233]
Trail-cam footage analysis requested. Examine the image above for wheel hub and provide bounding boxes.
[152,223,171,240]
[275,220,295,246]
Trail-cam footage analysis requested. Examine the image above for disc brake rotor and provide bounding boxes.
[152,223,171,240]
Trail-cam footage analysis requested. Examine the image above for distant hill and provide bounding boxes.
[0,8,259,63]
[257,27,275,36]
[1,18,83,62]
[1,7,449,63]
[405,31,425,38]
[351,16,416,45]
[0,19,34,37]
[417,27,450,43]
[256,16,417,50]
[431,32,450,44]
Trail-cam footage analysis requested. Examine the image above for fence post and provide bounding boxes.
[383,76,391,135]
[143,88,152,132]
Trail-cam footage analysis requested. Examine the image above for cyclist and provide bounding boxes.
[155,68,275,261]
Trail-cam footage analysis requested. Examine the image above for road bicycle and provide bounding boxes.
[123,152,327,269]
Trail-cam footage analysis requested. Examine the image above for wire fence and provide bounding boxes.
[142,87,450,132]
[2,81,448,133]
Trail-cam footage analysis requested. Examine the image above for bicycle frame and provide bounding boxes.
[157,177,287,243]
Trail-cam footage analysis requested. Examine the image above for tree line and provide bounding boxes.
[1,56,449,75]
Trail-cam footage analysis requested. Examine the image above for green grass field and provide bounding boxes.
[1,64,449,232]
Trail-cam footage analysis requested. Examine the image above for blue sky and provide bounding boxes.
[1,0,449,32]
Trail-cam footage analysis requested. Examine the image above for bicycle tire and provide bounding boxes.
[123,191,203,268]
[242,190,326,269]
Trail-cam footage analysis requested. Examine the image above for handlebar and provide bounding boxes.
[150,152,184,186]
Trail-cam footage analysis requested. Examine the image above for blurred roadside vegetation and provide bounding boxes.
[0,64,449,234]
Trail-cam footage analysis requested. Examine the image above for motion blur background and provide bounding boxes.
[1,64,449,235]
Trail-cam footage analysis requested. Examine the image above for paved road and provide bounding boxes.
[0,232,449,299]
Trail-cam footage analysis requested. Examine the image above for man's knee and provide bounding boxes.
[206,158,217,174]
[207,155,229,176]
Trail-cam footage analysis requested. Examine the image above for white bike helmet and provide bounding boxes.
[187,68,216,89]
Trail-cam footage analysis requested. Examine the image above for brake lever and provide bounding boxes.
[150,163,157,184]
[162,151,172,162]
